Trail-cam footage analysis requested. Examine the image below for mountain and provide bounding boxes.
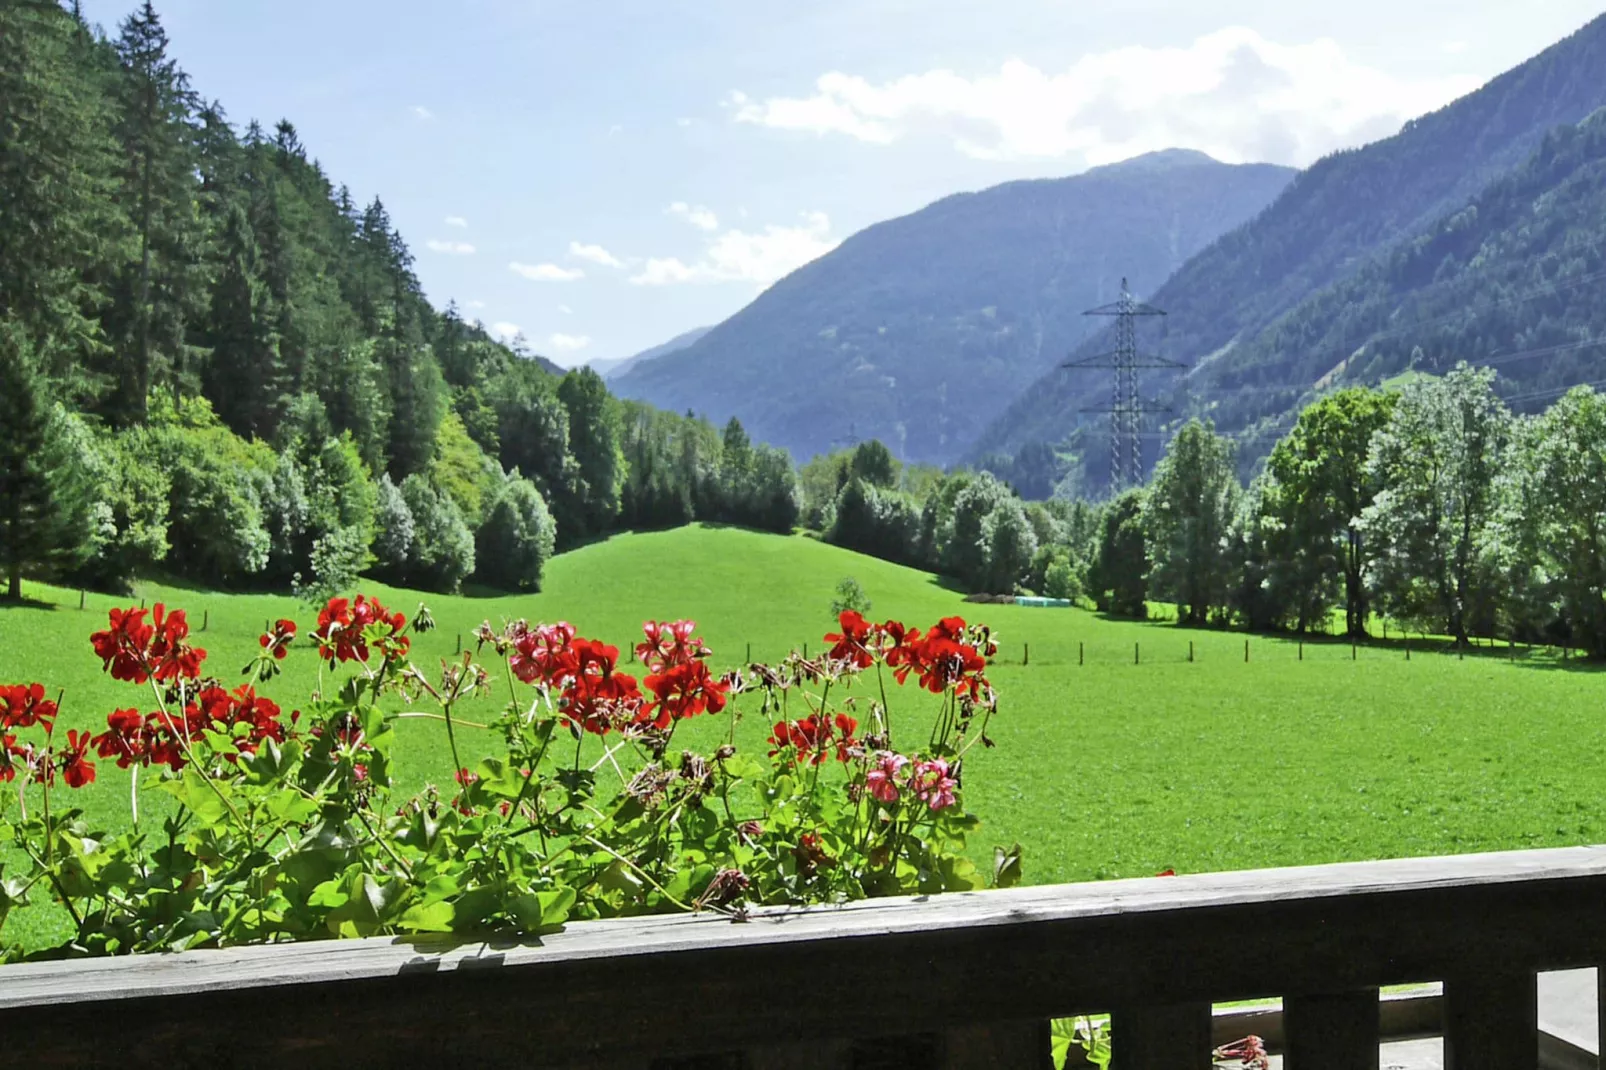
[588,325,712,380]
[612,150,1295,463]
[1178,105,1606,437]
[976,12,1606,475]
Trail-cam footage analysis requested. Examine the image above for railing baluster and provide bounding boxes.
[1110,1002,1212,1069]
[1284,989,1379,1069]
[1442,969,1537,1070]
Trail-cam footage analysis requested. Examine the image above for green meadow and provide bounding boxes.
[5,524,1605,948]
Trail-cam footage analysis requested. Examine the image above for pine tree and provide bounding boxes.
[109,0,206,423]
[0,1,122,387]
[205,203,284,438]
[0,323,71,600]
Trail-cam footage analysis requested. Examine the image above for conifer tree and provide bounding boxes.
[0,1,121,386]
[110,0,206,421]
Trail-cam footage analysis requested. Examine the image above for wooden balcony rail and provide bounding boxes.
[2,846,1604,1068]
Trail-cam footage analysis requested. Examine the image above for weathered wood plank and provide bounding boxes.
[1111,1001,1212,1069]
[1443,969,1537,1070]
[0,847,1603,1067]
[939,1019,1053,1068]
[1283,989,1380,1069]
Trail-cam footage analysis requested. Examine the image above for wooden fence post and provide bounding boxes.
[1134,642,1139,666]
[1023,643,1029,667]
[1299,640,1303,661]
[746,642,751,665]
[455,634,462,655]
[78,590,85,611]
[1079,641,1084,666]
[1351,642,1357,661]
[1244,639,1249,663]
[201,609,208,632]
[1188,640,1194,663]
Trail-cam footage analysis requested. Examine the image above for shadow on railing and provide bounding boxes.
[1,846,1603,1068]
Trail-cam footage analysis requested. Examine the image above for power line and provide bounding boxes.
[1063,278,1183,489]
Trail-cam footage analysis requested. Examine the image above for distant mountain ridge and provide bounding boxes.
[588,325,712,380]
[975,11,1606,476]
[612,150,1295,463]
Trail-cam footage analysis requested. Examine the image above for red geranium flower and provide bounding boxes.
[635,619,710,673]
[509,621,577,686]
[89,605,206,684]
[824,610,876,669]
[313,595,409,665]
[879,620,924,683]
[0,683,58,730]
[59,730,97,788]
[559,638,642,735]
[92,708,149,769]
[259,618,296,660]
[767,712,858,766]
[0,733,22,783]
[639,658,728,730]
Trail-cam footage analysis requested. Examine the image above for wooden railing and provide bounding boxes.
[2,846,1604,1068]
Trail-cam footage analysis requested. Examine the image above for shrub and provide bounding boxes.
[1044,556,1083,601]
[829,576,872,618]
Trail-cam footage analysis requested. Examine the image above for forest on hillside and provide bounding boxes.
[0,0,799,601]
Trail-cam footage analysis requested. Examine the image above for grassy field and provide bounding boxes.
[4,524,1605,945]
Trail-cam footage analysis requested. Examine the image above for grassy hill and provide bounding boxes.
[6,526,1606,947]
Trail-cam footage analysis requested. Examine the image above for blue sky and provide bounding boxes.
[80,0,1606,366]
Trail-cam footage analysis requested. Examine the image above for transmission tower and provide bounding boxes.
[1063,278,1184,489]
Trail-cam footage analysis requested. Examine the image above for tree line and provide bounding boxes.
[819,364,1606,658]
[0,1,799,601]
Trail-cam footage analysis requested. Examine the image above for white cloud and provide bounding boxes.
[631,257,702,286]
[569,241,624,268]
[412,105,434,121]
[729,27,1481,168]
[630,211,838,287]
[468,299,487,310]
[668,202,720,232]
[445,215,468,228]
[426,239,475,255]
[548,333,592,352]
[510,261,584,282]
[490,322,521,341]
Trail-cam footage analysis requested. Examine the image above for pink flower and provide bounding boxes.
[910,758,957,812]
[865,751,908,804]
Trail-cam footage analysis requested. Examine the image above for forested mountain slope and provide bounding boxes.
[614,150,1294,465]
[1180,107,1606,440]
[0,1,799,600]
[975,11,1606,474]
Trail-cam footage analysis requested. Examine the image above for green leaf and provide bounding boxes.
[993,843,1024,889]
[397,900,455,932]
[507,887,575,933]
